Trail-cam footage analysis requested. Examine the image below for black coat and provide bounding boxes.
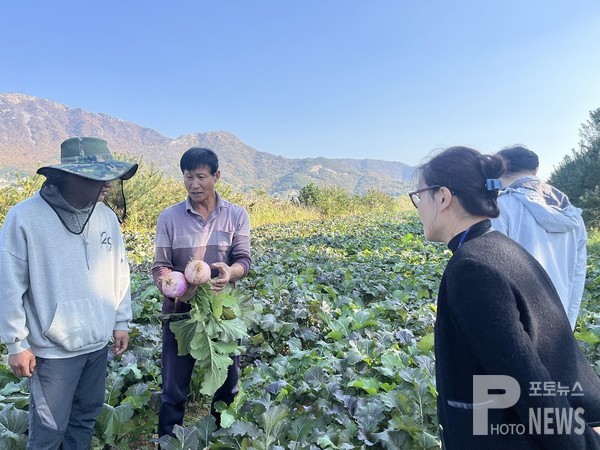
[435,220,600,449]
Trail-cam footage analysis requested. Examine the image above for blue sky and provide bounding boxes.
[2,1,600,179]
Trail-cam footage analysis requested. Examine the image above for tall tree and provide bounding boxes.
[549,108,600,226]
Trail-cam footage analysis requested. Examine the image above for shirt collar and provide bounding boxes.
[185,192,226,215]
[447,219,492,253]
[506,175,540,189]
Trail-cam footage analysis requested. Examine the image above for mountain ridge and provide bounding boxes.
[0,93,415,195]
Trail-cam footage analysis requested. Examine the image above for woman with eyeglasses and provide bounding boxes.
[410,146,600,449]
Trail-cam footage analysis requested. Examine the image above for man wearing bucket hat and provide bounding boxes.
[0,137,138,449]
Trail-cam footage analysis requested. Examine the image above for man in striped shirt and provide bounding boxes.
[152,147,251,437]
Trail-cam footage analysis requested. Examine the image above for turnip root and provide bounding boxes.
[185,257,212,285]
[160,270,188,299]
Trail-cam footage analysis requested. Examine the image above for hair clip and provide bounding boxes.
[485,179,502,191]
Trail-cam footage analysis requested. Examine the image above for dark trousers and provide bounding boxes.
[158,321,239,437]
[27,347,108,450]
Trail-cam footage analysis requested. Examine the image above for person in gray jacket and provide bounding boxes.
[491,146,587,329]
[0,137,137,449]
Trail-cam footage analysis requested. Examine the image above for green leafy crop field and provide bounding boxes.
[2,212,600,449]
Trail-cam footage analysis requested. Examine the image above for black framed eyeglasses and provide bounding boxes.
[408,185,441,208]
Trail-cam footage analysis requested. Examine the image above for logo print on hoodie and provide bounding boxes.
[100,231,112,251]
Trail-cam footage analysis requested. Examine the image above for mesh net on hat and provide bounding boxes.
[39,175,130,234]
[39,183,98,235]
[103,179,129,224]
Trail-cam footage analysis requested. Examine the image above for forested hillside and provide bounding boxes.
[0,93,415,197]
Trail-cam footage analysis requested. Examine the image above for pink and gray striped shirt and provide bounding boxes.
[152,193,251,313]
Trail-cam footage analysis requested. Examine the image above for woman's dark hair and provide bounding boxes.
[180,147,219,174]
[496,146,539,174]
[417,146,505,218]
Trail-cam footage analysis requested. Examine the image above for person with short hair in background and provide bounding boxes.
[491,145,587,329]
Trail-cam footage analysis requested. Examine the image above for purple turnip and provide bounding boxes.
[160,270,188,299]
[185,257,212,285]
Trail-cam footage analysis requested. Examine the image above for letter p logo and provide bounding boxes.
[473,375,520,435]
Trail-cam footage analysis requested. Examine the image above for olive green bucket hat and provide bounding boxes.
[37,137,138,181]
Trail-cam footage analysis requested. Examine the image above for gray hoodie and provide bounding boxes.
[0,188,132,358]
[491,176,587,329]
